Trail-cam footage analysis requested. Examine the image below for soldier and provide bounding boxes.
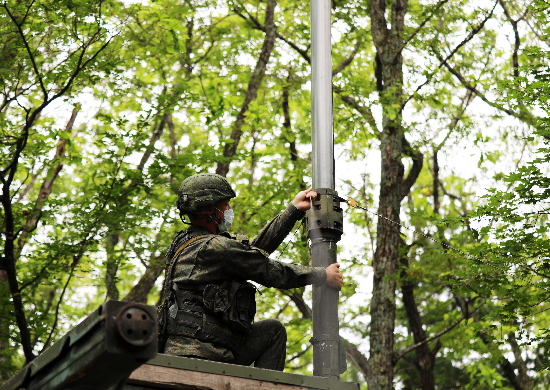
[159,173,343,371]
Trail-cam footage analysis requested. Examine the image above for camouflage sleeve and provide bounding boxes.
[250,203,305,254]
[195,235,327,289]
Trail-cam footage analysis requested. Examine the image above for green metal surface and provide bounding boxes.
[132,354,359,390]
[1,300,157,390]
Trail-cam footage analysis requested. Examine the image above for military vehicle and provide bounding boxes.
[1,300,358,390]
[0,300,157,390]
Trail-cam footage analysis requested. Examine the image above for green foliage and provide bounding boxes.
[1,0,550,388]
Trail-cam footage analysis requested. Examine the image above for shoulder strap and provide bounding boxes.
[171,234,205,262]
[162,234,206,309]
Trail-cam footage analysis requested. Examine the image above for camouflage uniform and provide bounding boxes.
[163,202,326,369]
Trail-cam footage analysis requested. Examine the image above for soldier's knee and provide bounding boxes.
[253,319,286,339]
[265,319,287,342]
[263,318,285,331]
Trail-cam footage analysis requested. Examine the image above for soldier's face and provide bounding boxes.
[215,199,231,220]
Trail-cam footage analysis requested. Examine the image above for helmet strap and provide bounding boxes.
[189,212,218,221]
[187,210,223,234]
[179,214,192,225]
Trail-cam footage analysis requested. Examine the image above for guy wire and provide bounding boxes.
[343,197,550,294]
[271,194,549,294]
[274,196,313,262]
[275,227,302,262]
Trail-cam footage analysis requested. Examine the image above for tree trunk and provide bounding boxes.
[105,233,120,301]
[0,270,15,380]
[123,256,165,303]
[367,0,408,389]
[400,257,440,390]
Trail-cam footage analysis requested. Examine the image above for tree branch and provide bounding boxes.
[282,289,312,319]
[3,1,47,98]
[332,38,362,76]
[216,0,278,177]
[436,52,535,126]
[498,0,521,78]
[233,3,309,62]
[402,1,497,111]
[123,256,165,303]
[232,5,311,63]
[15,106,80,254]
[334,86,381,136]
[281,78,299,162]
[342,337,369,378]
[399,0,449,56]
[41,246,87,352]
[401,136,424,200]
[434,89,474,152]
[508,331,533,389]
[287,342,312,360]
[137,111,169,172]
[394,302,484,362]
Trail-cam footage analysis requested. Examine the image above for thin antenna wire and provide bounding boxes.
[275,227,302,262]
[343,197,550,294]
[275,195,315,262]
[271,195,550,294]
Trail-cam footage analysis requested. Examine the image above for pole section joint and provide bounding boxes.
[306,188,344,243]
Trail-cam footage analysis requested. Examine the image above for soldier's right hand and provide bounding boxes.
[325,263,343,290]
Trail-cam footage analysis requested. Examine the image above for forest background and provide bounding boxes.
[1,0,550,389]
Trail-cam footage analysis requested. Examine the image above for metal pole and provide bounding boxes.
[308,0,344,380]
[311,0,334,189]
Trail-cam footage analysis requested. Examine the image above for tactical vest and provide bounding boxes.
[158,233,256,353]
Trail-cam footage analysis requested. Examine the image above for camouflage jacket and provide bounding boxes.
[163,203,327,361]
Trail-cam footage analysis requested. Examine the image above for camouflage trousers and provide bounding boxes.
[165,318,287,371]
[232,318,287,371]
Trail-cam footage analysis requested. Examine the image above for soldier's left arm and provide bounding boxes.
[251,188,316,253]
[250,203,305,254]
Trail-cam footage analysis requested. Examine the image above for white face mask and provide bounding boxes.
[217,208,234,233]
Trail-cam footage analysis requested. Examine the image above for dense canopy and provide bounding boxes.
[1,0,550,388]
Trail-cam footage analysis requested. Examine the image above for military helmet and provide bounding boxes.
[177,173,236,215]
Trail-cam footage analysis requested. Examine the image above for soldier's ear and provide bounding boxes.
[190,207,217,218]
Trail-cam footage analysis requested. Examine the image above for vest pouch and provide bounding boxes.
[167,309,241,351]
[203,280,256,334]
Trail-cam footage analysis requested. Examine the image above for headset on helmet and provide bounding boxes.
[177,173,236,215]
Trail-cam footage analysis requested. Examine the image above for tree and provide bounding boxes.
[2,0,550,388]
[0,0,116,373]
[465,1,550,385]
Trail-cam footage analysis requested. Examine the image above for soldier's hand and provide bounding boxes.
[292,188,318,211]
[325,263,343,290]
